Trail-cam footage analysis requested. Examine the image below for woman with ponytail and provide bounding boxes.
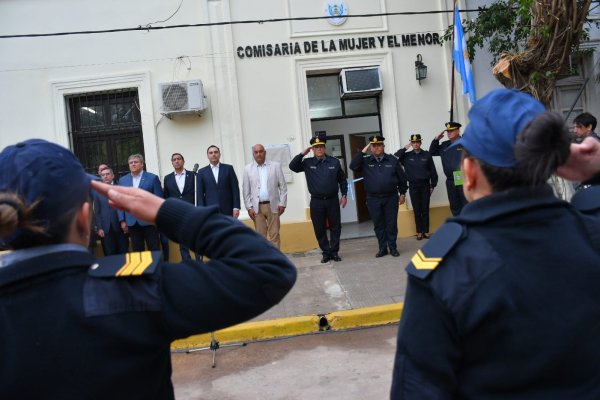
[391,90,600,399]
[0,140,296,399]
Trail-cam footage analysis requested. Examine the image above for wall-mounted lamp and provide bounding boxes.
[415,54,427,85]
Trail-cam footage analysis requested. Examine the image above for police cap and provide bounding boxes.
[0,139,96,245]
[310,135,327,146]
[445,122,462,131]
[369,135,385,144]
[451,89,545,168]
[410,134,422,142]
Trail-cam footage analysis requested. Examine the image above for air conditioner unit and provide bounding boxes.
[159,79,207,117]
[339,67,383,99]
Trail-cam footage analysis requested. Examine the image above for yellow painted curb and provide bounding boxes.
[170,303,404,351]
[171,314,320,351]
[327,303,404,331]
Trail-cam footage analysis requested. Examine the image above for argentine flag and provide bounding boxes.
[453,5,476,104]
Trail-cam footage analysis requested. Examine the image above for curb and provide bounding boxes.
[171,303,403,351]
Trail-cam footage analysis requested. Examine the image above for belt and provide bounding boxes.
[259,201,270,204]
[408,181,428,187]
[367,192,396,198]
[311,194,337,200]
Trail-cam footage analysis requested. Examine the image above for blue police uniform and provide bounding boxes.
[395,147,438,236]
[0,199,296,399]
[289,153,348,260]
[349,151,407,255]
[429,138,467,216]
[391,186,600,399]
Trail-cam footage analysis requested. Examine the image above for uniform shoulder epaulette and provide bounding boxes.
[406,222,463,279]
[88,251,162,278]
[571,186,600,211]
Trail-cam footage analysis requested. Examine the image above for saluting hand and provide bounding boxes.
[436,130,446,140]
[556,137,600,181]
[302,146,312,156]
[92,181,165,225]
[362,143,371,154]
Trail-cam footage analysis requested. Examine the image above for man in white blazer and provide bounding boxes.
[243,144,288,249]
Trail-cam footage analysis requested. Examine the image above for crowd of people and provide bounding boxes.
[92,143,288,261]
[90,109,599,264]
[1,89,599,398]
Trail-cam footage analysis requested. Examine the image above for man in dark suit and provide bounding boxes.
[118,153,164,251]
[196,145,241,218]
[93,167,129,255]
[163,152,199,261]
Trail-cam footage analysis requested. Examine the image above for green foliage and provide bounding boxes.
[442,1,532,65]
[442,0,595,66]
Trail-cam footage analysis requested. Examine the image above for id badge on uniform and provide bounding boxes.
[453,170,463,186]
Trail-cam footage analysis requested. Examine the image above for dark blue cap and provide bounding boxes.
[452,89,545,168]
[369,134,385,143]
[0,139,94,235]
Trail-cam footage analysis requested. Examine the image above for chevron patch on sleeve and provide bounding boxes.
[406,222,463,279]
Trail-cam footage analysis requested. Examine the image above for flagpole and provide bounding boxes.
[450,0,457,122]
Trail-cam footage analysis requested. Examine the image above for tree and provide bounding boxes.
[447,0,593,105]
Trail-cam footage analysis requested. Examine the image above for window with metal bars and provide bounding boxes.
[67,89,144,178]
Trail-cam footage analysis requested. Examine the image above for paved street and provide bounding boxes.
[252,235,423,322]
[171,234,422,398]
[172,324,398,400]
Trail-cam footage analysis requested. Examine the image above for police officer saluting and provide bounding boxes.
[395,134,438,240]
[349,135,407,258]
[0,139,296,399]
[391,89,600,400]
[429,122,468,215]
[289,133,348,263]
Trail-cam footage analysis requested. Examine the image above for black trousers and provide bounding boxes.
[128,224,160,252]
[445,179,468,216]
[366,193,399,251]
[100,228,129,256]
[310,197,341,256]
[409,185,431,234]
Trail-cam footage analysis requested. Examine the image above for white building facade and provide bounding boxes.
[12,1,595,252]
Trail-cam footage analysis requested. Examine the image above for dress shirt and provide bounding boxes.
[174,170,186,193]
[132,174,142,188]
[257,163,269,201]
[211,163,220,183]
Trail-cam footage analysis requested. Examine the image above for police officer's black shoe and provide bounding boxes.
[331,254,342,262]
[390,249,400,257]
[321,255,331,263]
[375,249,388,258]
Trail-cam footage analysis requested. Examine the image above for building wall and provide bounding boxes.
[0,0,468,254]
[229,0,466,228]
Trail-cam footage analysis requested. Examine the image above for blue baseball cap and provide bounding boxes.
[0,139,95,238]
[453,89,546,168]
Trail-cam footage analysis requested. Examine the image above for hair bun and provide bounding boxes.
[515,111,571,186]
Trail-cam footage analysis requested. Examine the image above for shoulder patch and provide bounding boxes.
[406,222,463,279]
[88,251,162,278]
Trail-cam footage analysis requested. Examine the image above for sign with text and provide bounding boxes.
[237,32,441,59]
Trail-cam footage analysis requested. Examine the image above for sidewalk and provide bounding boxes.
[171,234,425,350]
